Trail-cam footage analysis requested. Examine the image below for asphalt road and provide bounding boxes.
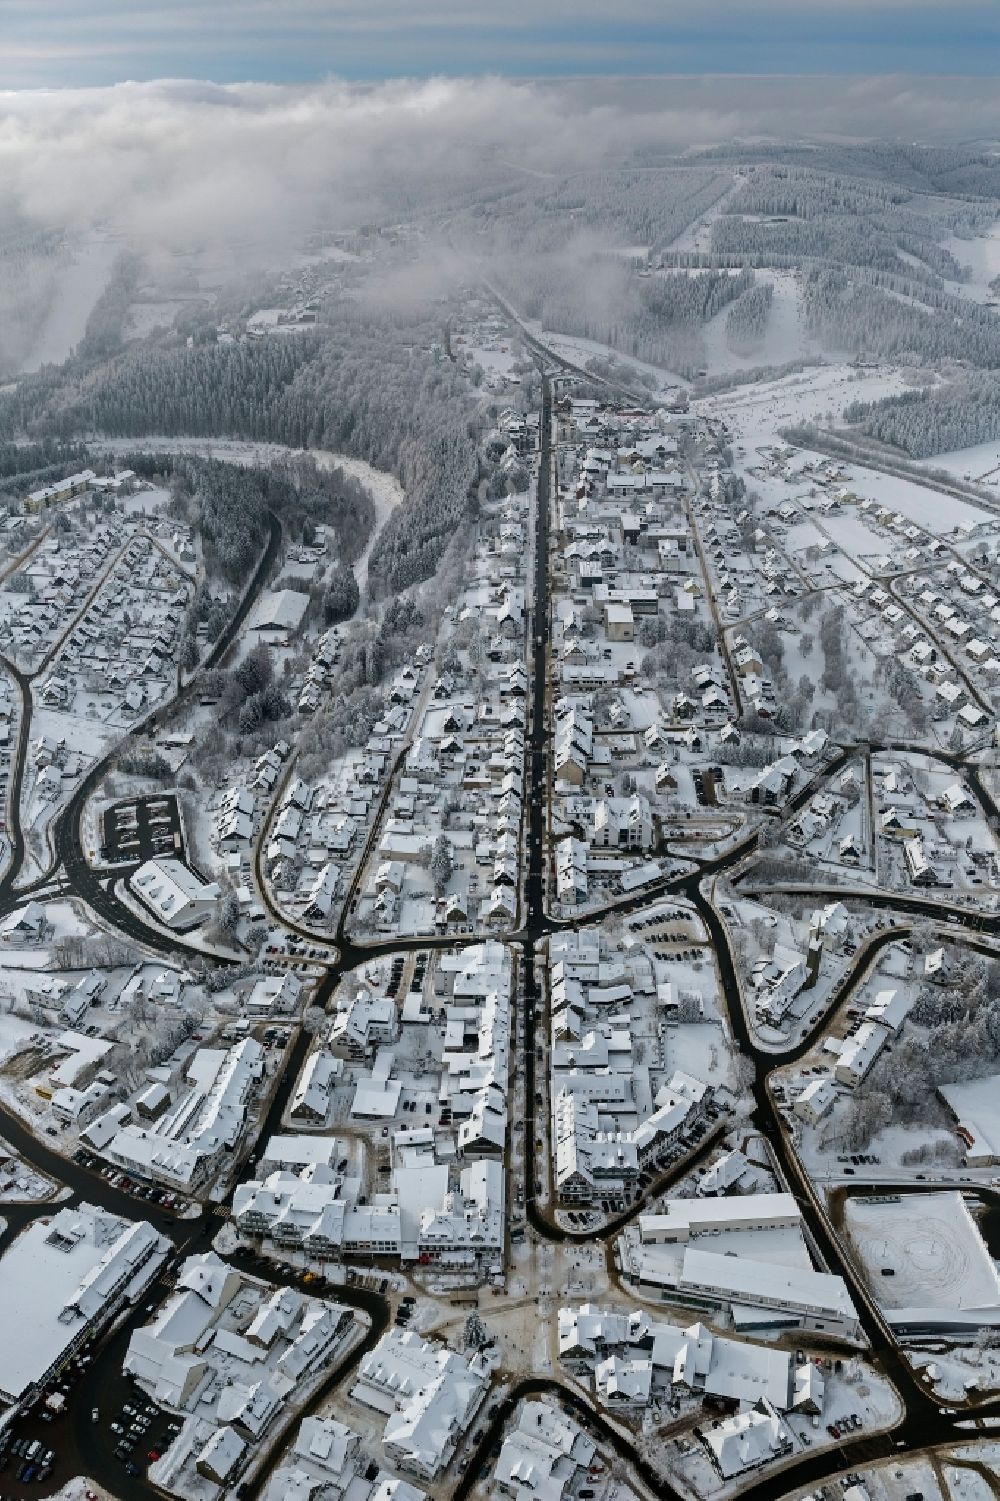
[0,653,33,903]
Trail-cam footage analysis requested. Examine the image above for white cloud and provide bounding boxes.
[0,75,995,267]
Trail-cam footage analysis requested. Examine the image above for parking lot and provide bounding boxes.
[0,1332,177,1495]
[101,792,184,865]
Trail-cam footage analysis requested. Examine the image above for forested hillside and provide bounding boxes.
[0,308,481,595]
[802,267,1000,367]
[844,372,1000,458]
[450,166,733,259]
[725,282,774,354]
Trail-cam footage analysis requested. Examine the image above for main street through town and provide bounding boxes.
[0,357,998,1500]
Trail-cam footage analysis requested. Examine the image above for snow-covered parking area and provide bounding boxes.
[844,1191,1000,1316]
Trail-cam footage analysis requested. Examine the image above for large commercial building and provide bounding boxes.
[0,1204,169,1414]
[618,1195,860,1341]
[131,858,222,931]
[637,1194,801,1243]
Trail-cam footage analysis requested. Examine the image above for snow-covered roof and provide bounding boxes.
[0,1204,167,1404]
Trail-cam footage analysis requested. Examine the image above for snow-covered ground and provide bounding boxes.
[0,1009,46,1061]
[942,220,1000,304]
[126,298,205,339]
[48,1481,108,1501]
[698,361,909,439]
[943,1464,996,1501]
[463,341,521,382]
[701,270,820,376]
[918,437,1000,487]
[911,1346,1000,1402]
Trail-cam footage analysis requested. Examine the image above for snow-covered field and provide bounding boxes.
[126,298,205,339]
[699,361,909,438]
[465,342,520,381]
[918,437,1000,486]
[701,270,820,376]
[942,220,1000,304]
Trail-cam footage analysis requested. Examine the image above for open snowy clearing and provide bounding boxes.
[844,1191,1000,1313]
[942,219,1000,304]
[701,270,820,376]
[126,297,207,339]
[698,361,909,441]
[917,437,1000,486]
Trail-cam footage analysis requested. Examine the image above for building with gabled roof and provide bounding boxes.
[702,1398,793,1478]
[351,1328,488,1481]
[494,1400,596,1500]
[131,858,221,930]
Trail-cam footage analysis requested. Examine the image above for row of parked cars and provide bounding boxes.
[72,1147,184,1209]
[0,1434,55,1486]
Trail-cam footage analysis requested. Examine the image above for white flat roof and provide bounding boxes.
[681,1245,856,1319]
[640,1192,799,1239]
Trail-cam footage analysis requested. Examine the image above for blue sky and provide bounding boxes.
[1,0,998,87]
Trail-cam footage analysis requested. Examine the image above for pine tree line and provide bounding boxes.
[844,372,1000,458]
[725,282,774,353]
[0,307,482,596]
